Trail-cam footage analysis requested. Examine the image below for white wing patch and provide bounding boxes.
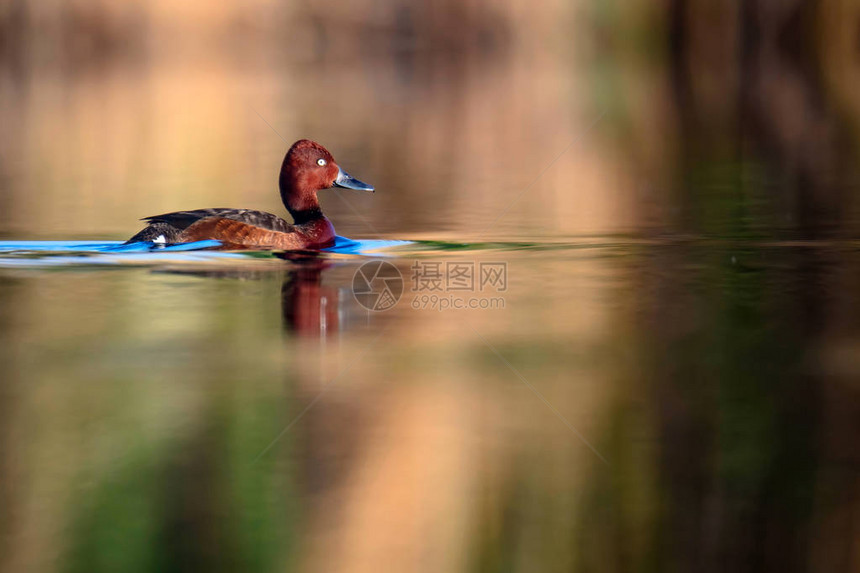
[153,235,167,245]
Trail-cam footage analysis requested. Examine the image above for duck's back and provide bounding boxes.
[127,208,294,244]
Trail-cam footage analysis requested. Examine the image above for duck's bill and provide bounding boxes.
[334,166,375,192]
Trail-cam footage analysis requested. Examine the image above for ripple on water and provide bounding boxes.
[0,237,417,269]
[7,235,834,269]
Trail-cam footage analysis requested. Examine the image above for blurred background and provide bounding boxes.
[2,0,860,572]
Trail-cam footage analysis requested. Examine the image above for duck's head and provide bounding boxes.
[279,139,374,221]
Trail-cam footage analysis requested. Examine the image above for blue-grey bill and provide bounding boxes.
[334,166,375,192]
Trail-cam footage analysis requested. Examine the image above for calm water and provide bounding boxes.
[1,236,859,572]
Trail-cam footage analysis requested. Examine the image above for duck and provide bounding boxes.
[126,139,374,249]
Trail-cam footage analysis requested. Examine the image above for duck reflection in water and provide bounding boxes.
[277,252,340,338]
[155,252,344,338]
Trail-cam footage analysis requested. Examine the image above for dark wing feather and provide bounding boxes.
[142,209,295,233]
[127,208,295,244]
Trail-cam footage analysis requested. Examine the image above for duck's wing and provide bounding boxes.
[177,217,307,249]
[143,209,295,233]
[126,208,295,244]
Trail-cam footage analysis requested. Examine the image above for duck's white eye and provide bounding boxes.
[317,158,327,166]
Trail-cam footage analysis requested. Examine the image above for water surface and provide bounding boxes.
[1,235,858,572]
